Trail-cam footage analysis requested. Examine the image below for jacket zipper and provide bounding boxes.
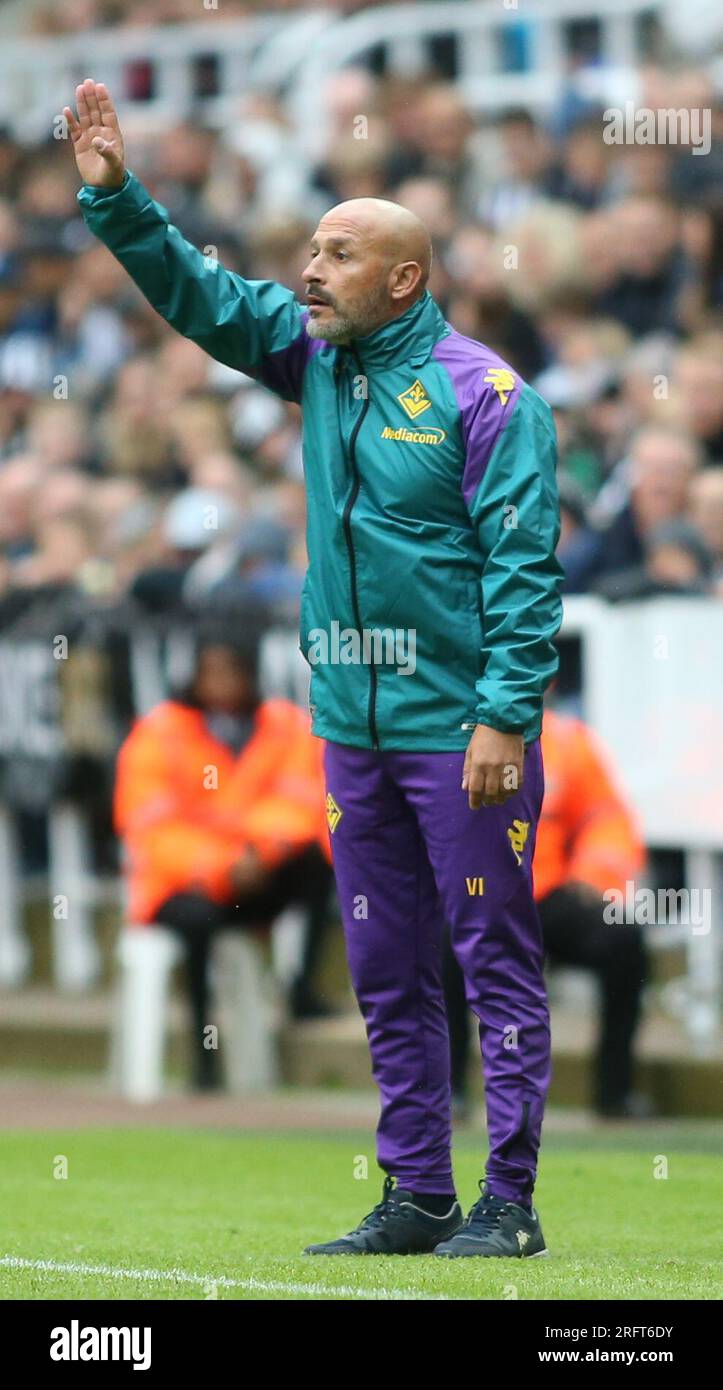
[335,350,378,749]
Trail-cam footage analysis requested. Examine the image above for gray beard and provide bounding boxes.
[304,288,391,344]
[305,311,356,344]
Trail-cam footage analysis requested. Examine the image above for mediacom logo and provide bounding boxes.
[381,425,446,444]
[50,1321,151,1371]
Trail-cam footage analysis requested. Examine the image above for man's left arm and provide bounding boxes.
[462,383,564,807]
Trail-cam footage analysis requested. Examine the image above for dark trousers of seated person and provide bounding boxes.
[443,885,649,1115]
[155,843,334,1087]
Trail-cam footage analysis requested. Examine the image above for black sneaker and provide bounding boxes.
[304,1176,463,1256]
[434,1185,548,1258]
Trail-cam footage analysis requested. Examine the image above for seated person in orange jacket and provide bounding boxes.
[444,707,648,1118]
[114,627,333,1088]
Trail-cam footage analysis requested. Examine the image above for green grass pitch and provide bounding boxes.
[1,1124,721,1300]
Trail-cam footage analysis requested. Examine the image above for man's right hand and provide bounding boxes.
[63,78,125,189]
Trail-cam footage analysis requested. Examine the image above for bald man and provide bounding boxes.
[70,80,563,1259]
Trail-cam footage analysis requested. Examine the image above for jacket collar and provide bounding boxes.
[335,291,449,371]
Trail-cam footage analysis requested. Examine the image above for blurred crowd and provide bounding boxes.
[1,49,723,641]
[26,0,399,33]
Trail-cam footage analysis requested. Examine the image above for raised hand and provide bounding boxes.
[63,78,125,189]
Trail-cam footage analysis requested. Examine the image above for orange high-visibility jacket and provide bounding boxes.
[114,698,330,924]
[534,708,645,902]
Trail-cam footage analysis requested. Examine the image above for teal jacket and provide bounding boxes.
[78,172,563,751]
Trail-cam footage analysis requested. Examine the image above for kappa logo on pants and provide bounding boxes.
[507,819,530,865]
[326,792,343,833]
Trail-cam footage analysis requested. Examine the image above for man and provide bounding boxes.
[114,628,333,1089]
[534,710,648,1116]
[68,79,562,1258]
[594,426,701,588]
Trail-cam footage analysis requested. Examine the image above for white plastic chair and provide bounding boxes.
[0,804,31,986]
[110,923,281,1100]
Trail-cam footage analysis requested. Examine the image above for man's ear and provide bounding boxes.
[389,261,423,302]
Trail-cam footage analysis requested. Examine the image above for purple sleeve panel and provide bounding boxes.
[257,309,323,403]
[432,332,523,509]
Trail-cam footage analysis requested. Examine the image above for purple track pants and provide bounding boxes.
[323,738,551,1203]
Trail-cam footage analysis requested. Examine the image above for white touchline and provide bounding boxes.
[0,1256,455,1301]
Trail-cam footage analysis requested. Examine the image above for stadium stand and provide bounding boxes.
[0,0,721,1106]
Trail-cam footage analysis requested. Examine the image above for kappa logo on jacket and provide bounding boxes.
[484,367,517,406]
[397,378,433,420]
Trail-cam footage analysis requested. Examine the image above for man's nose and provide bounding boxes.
[302,262,324,286]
